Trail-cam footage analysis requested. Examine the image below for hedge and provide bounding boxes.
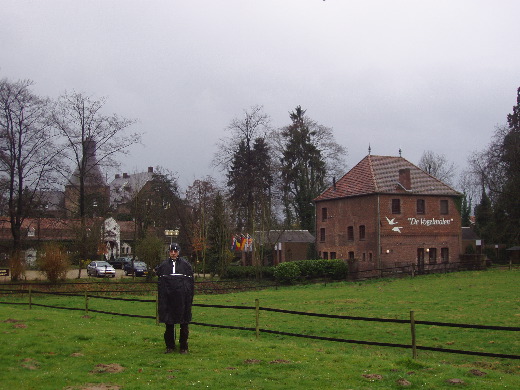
[274,259,348,284]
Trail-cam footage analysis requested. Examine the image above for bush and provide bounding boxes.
[224,266,275,280]
[36,242,70,283]
[273,262,301,284]
[274,259,348,284]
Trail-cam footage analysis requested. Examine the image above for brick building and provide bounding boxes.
[314,155,462,276]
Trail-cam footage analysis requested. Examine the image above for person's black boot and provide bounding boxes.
[164,324,176,353]
[179,323,189,353]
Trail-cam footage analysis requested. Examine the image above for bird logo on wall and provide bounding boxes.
[385,216,403,233]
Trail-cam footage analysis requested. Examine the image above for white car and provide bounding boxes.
[87,261,116,278]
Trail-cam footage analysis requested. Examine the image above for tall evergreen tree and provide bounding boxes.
[221,106,273,233]
[474,186,494,243]
[280,106,327,232]
[494,87,520,244]
[207,192,231,276]
[461,191,472,228]
[468,86,520,246]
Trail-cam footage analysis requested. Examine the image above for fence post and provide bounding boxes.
[29,286,32,309]
[410,310,417,359]
[411,264,415,278]
[84,290,89,315]
[255,298,260,339]
[156,292,159,326]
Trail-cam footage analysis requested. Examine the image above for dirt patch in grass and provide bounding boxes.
[269,359,291,364]
[396,378,412,386]
[4,318,22,323]
[90,364,125,374]
[446,378,465,385]
[21,358,39,370]
[243,359,262,364]
[64,384,121,390]
[363,373,383,380]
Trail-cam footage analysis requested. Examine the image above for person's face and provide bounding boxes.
[170,249,179,258]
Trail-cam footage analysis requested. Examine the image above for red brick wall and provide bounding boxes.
[316,193,461,271]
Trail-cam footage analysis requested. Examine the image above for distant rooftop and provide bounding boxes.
[254,230,315,244]
[315,155,461,202]
[110,167,155,207]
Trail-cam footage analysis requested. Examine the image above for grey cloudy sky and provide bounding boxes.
[2,0,519,190]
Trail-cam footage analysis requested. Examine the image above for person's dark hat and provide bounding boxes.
[169,243,180,252]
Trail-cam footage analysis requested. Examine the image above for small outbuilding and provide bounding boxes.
[506,246,520,264]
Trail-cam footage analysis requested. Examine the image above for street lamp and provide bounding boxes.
[165,229,179,244]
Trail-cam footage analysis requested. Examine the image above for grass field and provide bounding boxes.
[1,269,519,389]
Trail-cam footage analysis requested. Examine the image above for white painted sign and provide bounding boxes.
[384,216,455,234]
[407,217,453,226]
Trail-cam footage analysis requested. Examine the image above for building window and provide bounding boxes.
[362,252,366,262]
[347,226,354,241]
[440,199,449,215]
[348,251,355,260]
[417,199,425,214]
[323,252,329,260]
[330,252,336,259]
[369,252,373,262]
[321,207,328,222]
[320,228,326,242]
[441,247,449,263]
[392,199,401,214]
[428,248,437,264]
[359,225,366,240]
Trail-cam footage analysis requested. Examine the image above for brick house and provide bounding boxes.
[314,155,462,276]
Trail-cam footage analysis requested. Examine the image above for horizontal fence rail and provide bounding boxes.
[1,288,519,360]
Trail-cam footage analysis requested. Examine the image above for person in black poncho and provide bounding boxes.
[155,243,194,354]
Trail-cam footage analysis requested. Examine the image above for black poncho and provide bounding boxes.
[156,257,194,324]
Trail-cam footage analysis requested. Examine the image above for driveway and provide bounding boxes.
[1,268,127,282]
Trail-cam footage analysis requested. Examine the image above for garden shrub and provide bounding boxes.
[274,259,348,284]
[36,242,70,283]
[273,262,301,284]
[224,266,275,280]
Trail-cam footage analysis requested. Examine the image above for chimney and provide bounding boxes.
[399,168,411,190]
[123,173,128,179]
[115,174,120,179]
[148,167,153,173]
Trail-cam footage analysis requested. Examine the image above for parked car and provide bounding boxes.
[87,261,116,278]
[109,257,133,269]
[123,261,149,277]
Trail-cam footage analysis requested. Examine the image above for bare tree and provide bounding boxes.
[0,78,59,280]
[185,176,221,275]
[213,105,271,172]
[213,105,274,233]
[418,150,456,186]
[50,91,140,276]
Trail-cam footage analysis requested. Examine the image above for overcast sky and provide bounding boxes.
[2,0,519,191]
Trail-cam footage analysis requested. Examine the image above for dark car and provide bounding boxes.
[109,257,133,269]
[123,261,149,277]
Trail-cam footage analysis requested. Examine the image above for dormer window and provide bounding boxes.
[27,227,35,237]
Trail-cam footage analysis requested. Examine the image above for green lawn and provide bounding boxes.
[0,269,518,389]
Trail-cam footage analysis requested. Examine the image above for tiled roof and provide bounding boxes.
[110,170,154,207]
[0,217,150,241]
[254,230,315,244]
[315,155,461,201]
